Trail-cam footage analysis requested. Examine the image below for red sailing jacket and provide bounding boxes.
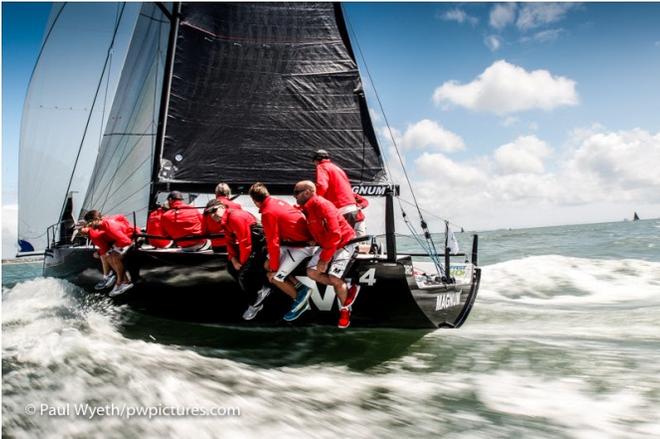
[202,214,226,248]
[161,200,204,247]
[259,196,313,272]
[98,216,133,249]
[301,195,355,262]
[88,228,111,256]
[202,197,243,248]
[354,193,369,222]
[221,208,257,264]
[315,159,356,209]
[216,195,242,210]
[146,208,172,248]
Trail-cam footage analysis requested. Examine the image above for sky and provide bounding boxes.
[3,2,660,257]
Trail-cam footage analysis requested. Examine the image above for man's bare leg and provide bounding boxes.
[307,268,348,305]
[267,272,297,300]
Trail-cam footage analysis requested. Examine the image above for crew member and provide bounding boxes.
[313,149,361,228]
[84,210,136,297]
[248,182,316,322]
[160,191,208,251]
[215,183,242,210]
[146,202,173,248]
[205,199,270,320]
[294,181,360,328]
[77,221,115,291]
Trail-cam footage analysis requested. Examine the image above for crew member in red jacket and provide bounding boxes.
[205,199,270,320]
[84,210,136,297]
[146,203,173,248]
[77,222,115,291]
[160,191,208,251]
[294,180,360,328]
[313,149,361,228]
[215,182,242,210]
[249,182,317,322]
[202,183,244,252]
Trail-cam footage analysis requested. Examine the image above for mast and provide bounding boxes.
[149,2,181,209]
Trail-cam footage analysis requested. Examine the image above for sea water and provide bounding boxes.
[3,219,660,438]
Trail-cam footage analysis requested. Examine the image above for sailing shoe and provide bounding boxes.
[252,287,271,308]
[344,282,361,308]
[283,302,311,322]
[290,285,312,313]
[242,304,264,321]
[94,272,116,290]
[338,307,351,329]
[109,282,134,298]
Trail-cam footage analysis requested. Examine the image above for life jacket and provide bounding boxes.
[146,208,172,248]
[301,194,355,262]
[161,200,205,248]
[221,208,257,264]
[315,159,356,210]
[259,196,313,272]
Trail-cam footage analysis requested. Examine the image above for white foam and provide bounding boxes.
[479,255,660,305]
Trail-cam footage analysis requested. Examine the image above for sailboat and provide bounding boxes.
[19,3,480,328]
[633,212,640,221]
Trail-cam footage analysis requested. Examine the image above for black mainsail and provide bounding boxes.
[156,2,385,192]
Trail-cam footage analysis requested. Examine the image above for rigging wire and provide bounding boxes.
[57,2,127,227]
[343,9,447,275]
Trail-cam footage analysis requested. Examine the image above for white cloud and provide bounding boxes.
[432,60,579,115]
[2,204,19,259]
[516,3,577,31]
[521,28,564,44]
[369,108,382,123]
[494,135,552,174]
[566,128,660,196]
[528,121,539,131]
[490,3,517,30]
[501,116,519,127]
[439,8,479,26]
[415,152,485,186]
[400,119,465,152]
[484,35,501,52]
[398,127,660,230]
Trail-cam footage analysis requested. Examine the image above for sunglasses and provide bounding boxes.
[293,188,307,195]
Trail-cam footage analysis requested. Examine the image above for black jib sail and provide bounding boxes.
[157,2,385,190]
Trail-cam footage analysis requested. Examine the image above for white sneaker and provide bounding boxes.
[242,304,264,320]
[94,272,116,290]
[109,283,134,297]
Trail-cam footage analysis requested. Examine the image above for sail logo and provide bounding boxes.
[435,292,461,311]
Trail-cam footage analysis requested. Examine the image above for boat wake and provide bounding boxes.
[479,255,660,306]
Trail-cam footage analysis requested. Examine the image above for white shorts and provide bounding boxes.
[307,243,358,278]
[272,245,318,282]
[109,243,132,256]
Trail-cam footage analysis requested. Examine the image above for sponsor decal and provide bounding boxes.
[449,265,466,277]
[298,277,336,311]
[352,184,395,196]
[404,264,413,275]
[435,292,461,311]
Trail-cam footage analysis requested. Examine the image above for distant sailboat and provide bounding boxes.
[633,212,640,221]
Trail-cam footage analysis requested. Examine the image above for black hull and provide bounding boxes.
[43,247,480,329]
